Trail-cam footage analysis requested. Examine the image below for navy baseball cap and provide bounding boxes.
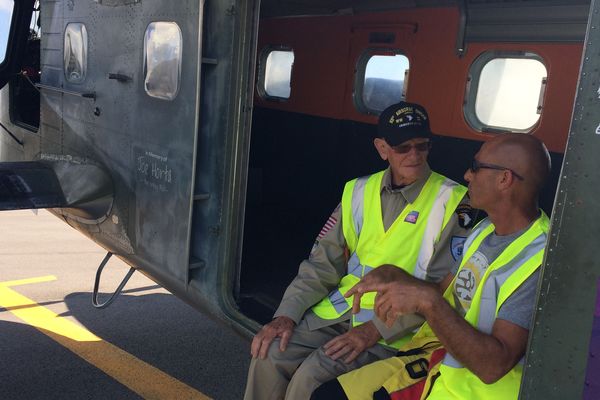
[377,101,433,146]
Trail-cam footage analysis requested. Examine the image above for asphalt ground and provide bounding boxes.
[0,210,251,400]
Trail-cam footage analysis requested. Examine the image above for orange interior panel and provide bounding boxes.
[255,8,582,153]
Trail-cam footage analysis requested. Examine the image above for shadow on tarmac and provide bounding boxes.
[0,290,251,400]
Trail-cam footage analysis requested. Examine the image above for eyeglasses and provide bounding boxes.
[391,141,432,154]
[470,159,524,181]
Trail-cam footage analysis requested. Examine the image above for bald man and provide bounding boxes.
[312,133,551,400]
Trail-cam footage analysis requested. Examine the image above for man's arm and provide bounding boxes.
[273,204,347,323]
[347,274,530,384]
[251,204,347,359]
[421,292,528,384]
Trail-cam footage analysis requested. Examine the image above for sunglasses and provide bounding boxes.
[470,159,524,181]
[391,141,432,154]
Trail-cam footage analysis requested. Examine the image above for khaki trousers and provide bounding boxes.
[243,318,397,400]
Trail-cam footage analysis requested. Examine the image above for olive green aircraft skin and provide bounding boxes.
[1,1,599,399]
[0,0,257,338]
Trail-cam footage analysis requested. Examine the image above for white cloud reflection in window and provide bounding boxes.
[143,22,182,101]
[64,23,88,83]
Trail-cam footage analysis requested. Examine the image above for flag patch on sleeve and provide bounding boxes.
[318,215,338,239]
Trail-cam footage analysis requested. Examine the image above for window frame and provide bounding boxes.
[0,0,35,91]
[256,45,294,102]
[142,21,183,101]
[353,48,410,116]
[464,50,547,134]
[0,0,16,66]
[63,22,88,84]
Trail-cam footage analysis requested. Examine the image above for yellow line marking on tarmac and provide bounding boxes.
[0,275,57,287]
[0,277,211,400]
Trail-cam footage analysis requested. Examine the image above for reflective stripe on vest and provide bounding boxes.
[413,178,462,279]
[328,289,350,315]
[442,232,546,369]
[427,212,549,400]
[311,170,467,349]
[350,176,369,240]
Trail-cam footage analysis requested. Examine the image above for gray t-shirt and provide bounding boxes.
[450,225,539,330]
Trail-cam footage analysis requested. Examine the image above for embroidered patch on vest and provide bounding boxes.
[404,211,419,224]
[450,235,467,261]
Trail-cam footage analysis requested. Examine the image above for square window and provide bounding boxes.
[143,22,182,101]
[260,49,294,100]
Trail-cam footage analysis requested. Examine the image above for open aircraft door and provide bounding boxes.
[0,0,35,90]
[29,0,205,298]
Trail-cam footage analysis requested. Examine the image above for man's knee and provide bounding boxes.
[249,339,295,377]
[245,345,297,400]
[286,347,347,398]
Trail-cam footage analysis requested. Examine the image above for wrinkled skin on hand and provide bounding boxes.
[250,316,296,359]
[323,321,381,363]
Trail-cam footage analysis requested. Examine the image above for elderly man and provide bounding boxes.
[313,133,551,400]
[244,102,474,400]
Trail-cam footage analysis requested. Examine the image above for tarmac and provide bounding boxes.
[0,209,251,400]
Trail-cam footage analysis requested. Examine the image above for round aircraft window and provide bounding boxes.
[355,50,409,115]
[465,51,547,133]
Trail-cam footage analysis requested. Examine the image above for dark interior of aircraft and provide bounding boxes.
[237,0,581,323]
[9,4,40,131]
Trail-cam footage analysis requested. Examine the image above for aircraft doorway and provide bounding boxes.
[235,1,576,325]
[238,9,420,324]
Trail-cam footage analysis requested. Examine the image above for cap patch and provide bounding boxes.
[378,101,433,146]
[387,106,428,129]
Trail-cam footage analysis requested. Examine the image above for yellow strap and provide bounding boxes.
[464,212,549,325]
[366,172,444,242]
[438,185,468,241]
[341,177,359,252]
[496,249,544,314]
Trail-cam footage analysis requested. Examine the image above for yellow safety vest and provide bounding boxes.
[312,170,467,349]
[423,212,549,400]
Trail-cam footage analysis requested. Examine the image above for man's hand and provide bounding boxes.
[323,321,381,363]
[355,265,410,287]
[345,268,439,327]
[250,316,295,359]
[372,281,438,326]
[345,265,417,314]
